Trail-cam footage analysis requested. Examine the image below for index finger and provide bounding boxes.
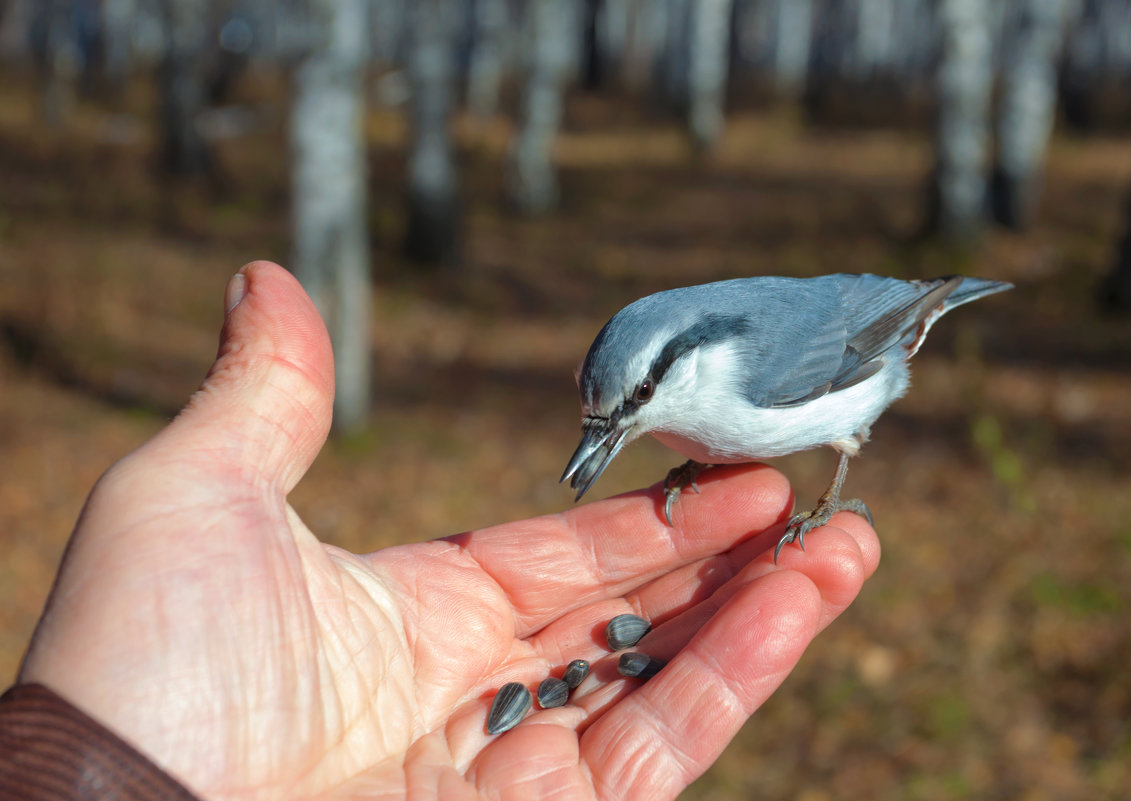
[445,463,793,635]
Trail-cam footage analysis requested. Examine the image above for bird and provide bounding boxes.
[560,273,1012,561]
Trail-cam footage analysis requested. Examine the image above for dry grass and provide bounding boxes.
[1,71,1130,799]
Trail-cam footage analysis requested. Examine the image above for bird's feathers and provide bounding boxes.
[578,274,1011,414]
[566,272,1011,500]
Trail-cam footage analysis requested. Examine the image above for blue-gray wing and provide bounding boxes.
[704,276,847,407]
[740,274,963,408]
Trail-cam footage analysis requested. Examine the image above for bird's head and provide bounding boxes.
[561,292,751,500]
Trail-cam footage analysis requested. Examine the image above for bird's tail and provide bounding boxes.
[942,277,1014,312]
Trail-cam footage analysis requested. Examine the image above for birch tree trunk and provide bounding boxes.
[291,0,372,433]
[890,0,936,78]
[32,0,79,127]
[853,0,896,79]
[507,0,575,215]
[467,0,508,121]
[929,0,993,242]
[405,0,460,264]
[992,0,1069,230]
[158,0,211,175]
[657,0,690,111]
[771,0,812,98]
[620,0,658,92]
[687,0,733,151]
[0,0,31,61]
[101,0,136,97]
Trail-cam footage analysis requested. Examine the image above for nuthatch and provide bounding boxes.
[561,273,1012,560]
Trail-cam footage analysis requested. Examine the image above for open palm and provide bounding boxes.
[18,262,879,800]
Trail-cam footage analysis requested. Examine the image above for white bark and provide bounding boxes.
[291,0,372,432]
[0,0,32,61]
[658,0,690,108]
[771,0,812,96]
[467,0,508,120]
[101,0,136,89]
[994,0,1069,228]
[620,0,659,91]
[688,0,733,150]
[853,0,896,77]
[933,0,993,240]
[507,0,575,214]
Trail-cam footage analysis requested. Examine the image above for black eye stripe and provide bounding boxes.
[649,314,752,383]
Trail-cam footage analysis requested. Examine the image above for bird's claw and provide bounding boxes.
[662,460,708,525]
[663,488,679,526]
[774,497,872,563]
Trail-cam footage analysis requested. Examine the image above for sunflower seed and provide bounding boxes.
[562,659,590,688]
[537,677,570,709]
[486,682,532,734]
[606,614,652,650]
[617,651,666,679]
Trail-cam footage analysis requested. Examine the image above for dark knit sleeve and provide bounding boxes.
[0,683,201,801]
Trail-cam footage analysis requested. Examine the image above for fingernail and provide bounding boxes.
[224,272,247,315]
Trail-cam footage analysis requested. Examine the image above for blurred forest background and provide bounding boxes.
[1,0,1130,798]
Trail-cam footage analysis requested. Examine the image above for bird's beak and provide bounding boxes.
[560,417,630,501]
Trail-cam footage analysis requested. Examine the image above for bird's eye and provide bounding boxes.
[635,379,655,403]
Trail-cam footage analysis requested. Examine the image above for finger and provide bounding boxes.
[627,511,879,640]
[525,517,877,675]
[631,520,873,663]
[142,260,334,494]
[446,464,793,635]
[579,555,865,800]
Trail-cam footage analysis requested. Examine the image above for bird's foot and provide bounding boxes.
[662,460,709,525]
[774,496,873,563]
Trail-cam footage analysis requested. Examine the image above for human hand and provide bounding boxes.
[18,261,880,800]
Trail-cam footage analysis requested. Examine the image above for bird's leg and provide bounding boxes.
[775,451,873,563]
[663,460,709,525]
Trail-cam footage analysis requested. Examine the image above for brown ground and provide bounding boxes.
[1,72,1130,800]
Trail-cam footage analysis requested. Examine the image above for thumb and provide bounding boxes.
[146,260,335,494]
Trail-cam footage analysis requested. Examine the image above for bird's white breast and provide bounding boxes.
[645,341,911,462]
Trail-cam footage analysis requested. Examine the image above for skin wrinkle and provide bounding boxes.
[627,554,739,628]
[322,552,405,682]
[564,511,610,607]
[579,572,827,796]
[641,682,720,789]
[330,572,427,760]
[687,632,765,719]
[192,350,328,489]
[455,531,624,647]
[617,538,791,663]
[405,733,466,801]
[525,598,631,666]
[245,404,315,493]
[286,552,408,788]
[588,503,686,593]
[442,540,532,639]
[602,713,676,800]
[261,365,326,437]
[303,567,393,759]
[415,547,523,668]
[388,546,556,753]
[630,588,810,792]
[51,499,233,620]
[504,757,588,801]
